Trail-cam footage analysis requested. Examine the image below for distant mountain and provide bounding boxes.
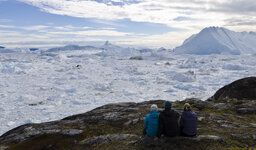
[47,45,98,52]
[173,27,256,55]
[0,46,15,53]
[97,41,139,57]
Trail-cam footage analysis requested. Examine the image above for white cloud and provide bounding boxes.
[0,25,16,28]
[21,25,50,30]
[3,0,256,48]
[111,30,195,48]
[47,29,130,36]
[18,0,256,32]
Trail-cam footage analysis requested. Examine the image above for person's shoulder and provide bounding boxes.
[145,113,150,118]
[172,109,180,115]
[191,111,197,116]
[158,110,165,117]
[181,111,186,115]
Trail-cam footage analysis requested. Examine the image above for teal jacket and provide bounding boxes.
[144,110,159,137]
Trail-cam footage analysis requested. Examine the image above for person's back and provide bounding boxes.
[180,103,197,137]
[144,104,159,138]
[157,101,180,138]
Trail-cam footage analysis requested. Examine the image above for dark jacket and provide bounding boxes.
[180,111,198,136]
[157,109,180,137]
[144,110,159,137]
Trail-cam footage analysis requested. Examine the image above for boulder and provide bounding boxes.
[209,77,256,100]
[181,98,214,110]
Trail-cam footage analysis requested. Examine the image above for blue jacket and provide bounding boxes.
[144,110,159,137]
[180,111,198,136]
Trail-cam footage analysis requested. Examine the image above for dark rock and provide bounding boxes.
[236,108,256,114]
[126,140,138,145]
[209,114,222,120]
[208,114,236,128]
[80,134,137,145]
[209,77,256,100]
[165,62,171,65]
[129,56,143,60]
[28,101,44,106]
[61,129,83,136]
[141,135,224,146]
[29,48,39,51]
[213,103,233,110]
[231,134,251,139]
[181,98,214,110]
[140,136,159,146]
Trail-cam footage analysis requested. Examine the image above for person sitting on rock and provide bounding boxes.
[156,101,180,139]
[144,104,159,138]
[180,103,198,137]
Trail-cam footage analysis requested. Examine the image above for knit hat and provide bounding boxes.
[150,104,158,111]
[164,101,172,109]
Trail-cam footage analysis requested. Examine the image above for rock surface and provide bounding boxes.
[209,77,256,100]
[80,134,137,145]
[0,98,255,150]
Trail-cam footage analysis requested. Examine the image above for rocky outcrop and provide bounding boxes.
[0,98,255,150]
[209,77,256,100]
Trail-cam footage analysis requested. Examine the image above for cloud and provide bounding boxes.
[47,30,131,36]
[3,0,256,48]
[21,25,50,30]
[0,25,16,28]
[17,0,256,33]
[0,24,134,48]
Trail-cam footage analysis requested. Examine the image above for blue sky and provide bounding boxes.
[0,0,255,48]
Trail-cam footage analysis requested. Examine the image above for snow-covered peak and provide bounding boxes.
[174,27,256,55]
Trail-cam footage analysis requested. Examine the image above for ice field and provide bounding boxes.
[0,47,256,135]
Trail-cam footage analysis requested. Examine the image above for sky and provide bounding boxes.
[0,0,256,48]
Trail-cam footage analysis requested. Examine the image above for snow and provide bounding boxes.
[0,43,256,136]
[173,27,256,55]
